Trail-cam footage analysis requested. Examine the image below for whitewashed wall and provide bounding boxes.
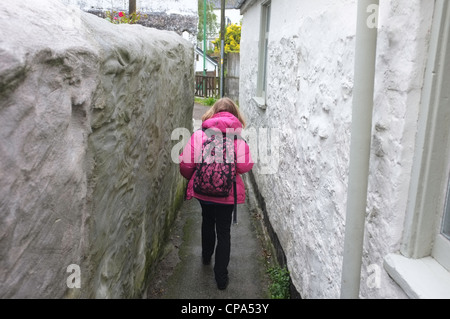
[240,0,434,299]
[0,0,194,298]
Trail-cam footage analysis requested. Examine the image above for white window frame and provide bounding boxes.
[441,179,450,241]
[384,0,450,299]
[253,0,271,109]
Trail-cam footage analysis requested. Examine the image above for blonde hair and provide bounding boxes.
[201,97,247,128]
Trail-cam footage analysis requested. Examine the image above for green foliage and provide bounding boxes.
[205,97,217,106]
[195,97,217,106]
[197,0,219,43]
[267,266,290,299]
[105,10,147,24]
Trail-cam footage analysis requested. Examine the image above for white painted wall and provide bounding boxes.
[240,0,435,299]
[1,0,194,298]
[195,51,218,75]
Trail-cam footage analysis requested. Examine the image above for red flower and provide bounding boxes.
[118,12,124,17]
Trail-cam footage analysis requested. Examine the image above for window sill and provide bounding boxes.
[384,253,450,299]
[252,96,267,110]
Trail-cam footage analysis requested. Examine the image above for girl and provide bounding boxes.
[179,97,253,290]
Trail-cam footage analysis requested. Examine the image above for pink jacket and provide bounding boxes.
[179,112,254,204]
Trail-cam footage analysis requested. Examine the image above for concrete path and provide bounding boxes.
[146,102,271,299]
[192,102,210,122]
[146,199,270,299]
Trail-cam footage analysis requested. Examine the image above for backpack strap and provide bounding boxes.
[233,134,238,224]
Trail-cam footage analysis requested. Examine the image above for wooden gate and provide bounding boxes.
[195,75,219,98]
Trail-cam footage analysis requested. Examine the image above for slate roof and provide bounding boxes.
[235,0,246,9]
[208,0,241,10]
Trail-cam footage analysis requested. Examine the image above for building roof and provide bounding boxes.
[195,47,218,66]
[208,0,241,10]
[235,0,246,9]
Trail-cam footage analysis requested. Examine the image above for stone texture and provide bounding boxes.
[239,0,434,299]
[60,0,198,16]
[137,12,198,37]
[0,0,194,298]
[85,10,198,38]
[61,0,199,39]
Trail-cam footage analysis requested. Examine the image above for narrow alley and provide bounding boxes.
[3,0,450,301]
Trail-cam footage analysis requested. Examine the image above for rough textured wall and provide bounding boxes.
[362,0,434,299]
[0,0,194,298]
[240,0,433,299]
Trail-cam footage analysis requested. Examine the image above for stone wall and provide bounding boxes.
[61,0,199,39]
[60,0,197,15]
[239,0,434,298]
[0,0,194,298]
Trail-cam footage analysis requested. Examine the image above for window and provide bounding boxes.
[384,0,450,299]
[432,161,450,273]
[253,1,271,109]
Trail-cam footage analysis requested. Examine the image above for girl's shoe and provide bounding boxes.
[216,276,229,290]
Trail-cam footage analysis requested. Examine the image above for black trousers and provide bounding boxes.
[199,201,234,282]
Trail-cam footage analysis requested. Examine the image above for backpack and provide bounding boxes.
[193,128,239,223]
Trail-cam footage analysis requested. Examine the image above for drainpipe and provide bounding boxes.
[340,0,379,299]
[220,0,225,97]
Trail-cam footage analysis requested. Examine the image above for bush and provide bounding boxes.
[205,97,217,106]
[212,24,241,54]
[105,10,147,24]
